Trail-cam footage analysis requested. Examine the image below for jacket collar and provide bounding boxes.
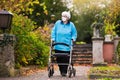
[61,20,70,24]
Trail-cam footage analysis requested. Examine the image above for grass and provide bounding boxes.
[97,78,120,80]
[89,64,120,79]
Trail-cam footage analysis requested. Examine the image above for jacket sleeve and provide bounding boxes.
[51,23,57,41]
[71,23,77,41]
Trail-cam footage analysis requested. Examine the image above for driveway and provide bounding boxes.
[0,65,91,80]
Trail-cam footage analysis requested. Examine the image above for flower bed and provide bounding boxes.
[89,65,120,79]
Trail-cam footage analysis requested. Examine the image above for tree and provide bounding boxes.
[44,0,69,23]
[108,0,120,36]
[27,0,68,26]
[0,0,47,28]
[72,0,108,43]
[0,0,40,14]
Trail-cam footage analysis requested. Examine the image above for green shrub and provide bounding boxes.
[34,25,51,46]
[11,13,49,68]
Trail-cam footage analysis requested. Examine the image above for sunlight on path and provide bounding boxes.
[0,66,91,80]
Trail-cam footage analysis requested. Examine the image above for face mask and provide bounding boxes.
[62,17,67,21]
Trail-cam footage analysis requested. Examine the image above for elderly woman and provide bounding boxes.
[51,11,77,76]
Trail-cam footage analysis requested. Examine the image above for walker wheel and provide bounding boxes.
[48,68,54,77]
[48,68,51,77]
[68,67,72,78]
[73,68,76,77]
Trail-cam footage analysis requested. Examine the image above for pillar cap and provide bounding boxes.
[114,37,120,40]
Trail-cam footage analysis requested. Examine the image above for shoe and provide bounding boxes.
[61,73,66,77]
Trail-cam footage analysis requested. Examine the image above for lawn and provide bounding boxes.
[89,64,120,79]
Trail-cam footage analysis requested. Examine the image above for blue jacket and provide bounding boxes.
[51,20,77,51]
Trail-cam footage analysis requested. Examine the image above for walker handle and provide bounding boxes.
[52,42,70,48]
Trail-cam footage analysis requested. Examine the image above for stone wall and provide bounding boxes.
[0,34,15,77]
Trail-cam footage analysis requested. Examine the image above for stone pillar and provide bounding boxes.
[92,37,105,65]
[113,37,120,63]
[114,37,120,52]
[0,34,15,77]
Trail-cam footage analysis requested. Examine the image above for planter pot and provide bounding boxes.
[103,42,114,63]
[105,34,113,42]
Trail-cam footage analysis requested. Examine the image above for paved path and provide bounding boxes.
[0,66,91,80]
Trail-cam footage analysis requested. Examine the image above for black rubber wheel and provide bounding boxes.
[48,68,51,78]
[48,67,54,78]
[51,68,54,76]
[73,68,76,77]
[68,67,72,78]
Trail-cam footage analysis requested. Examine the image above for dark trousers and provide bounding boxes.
[55,50,70,74]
